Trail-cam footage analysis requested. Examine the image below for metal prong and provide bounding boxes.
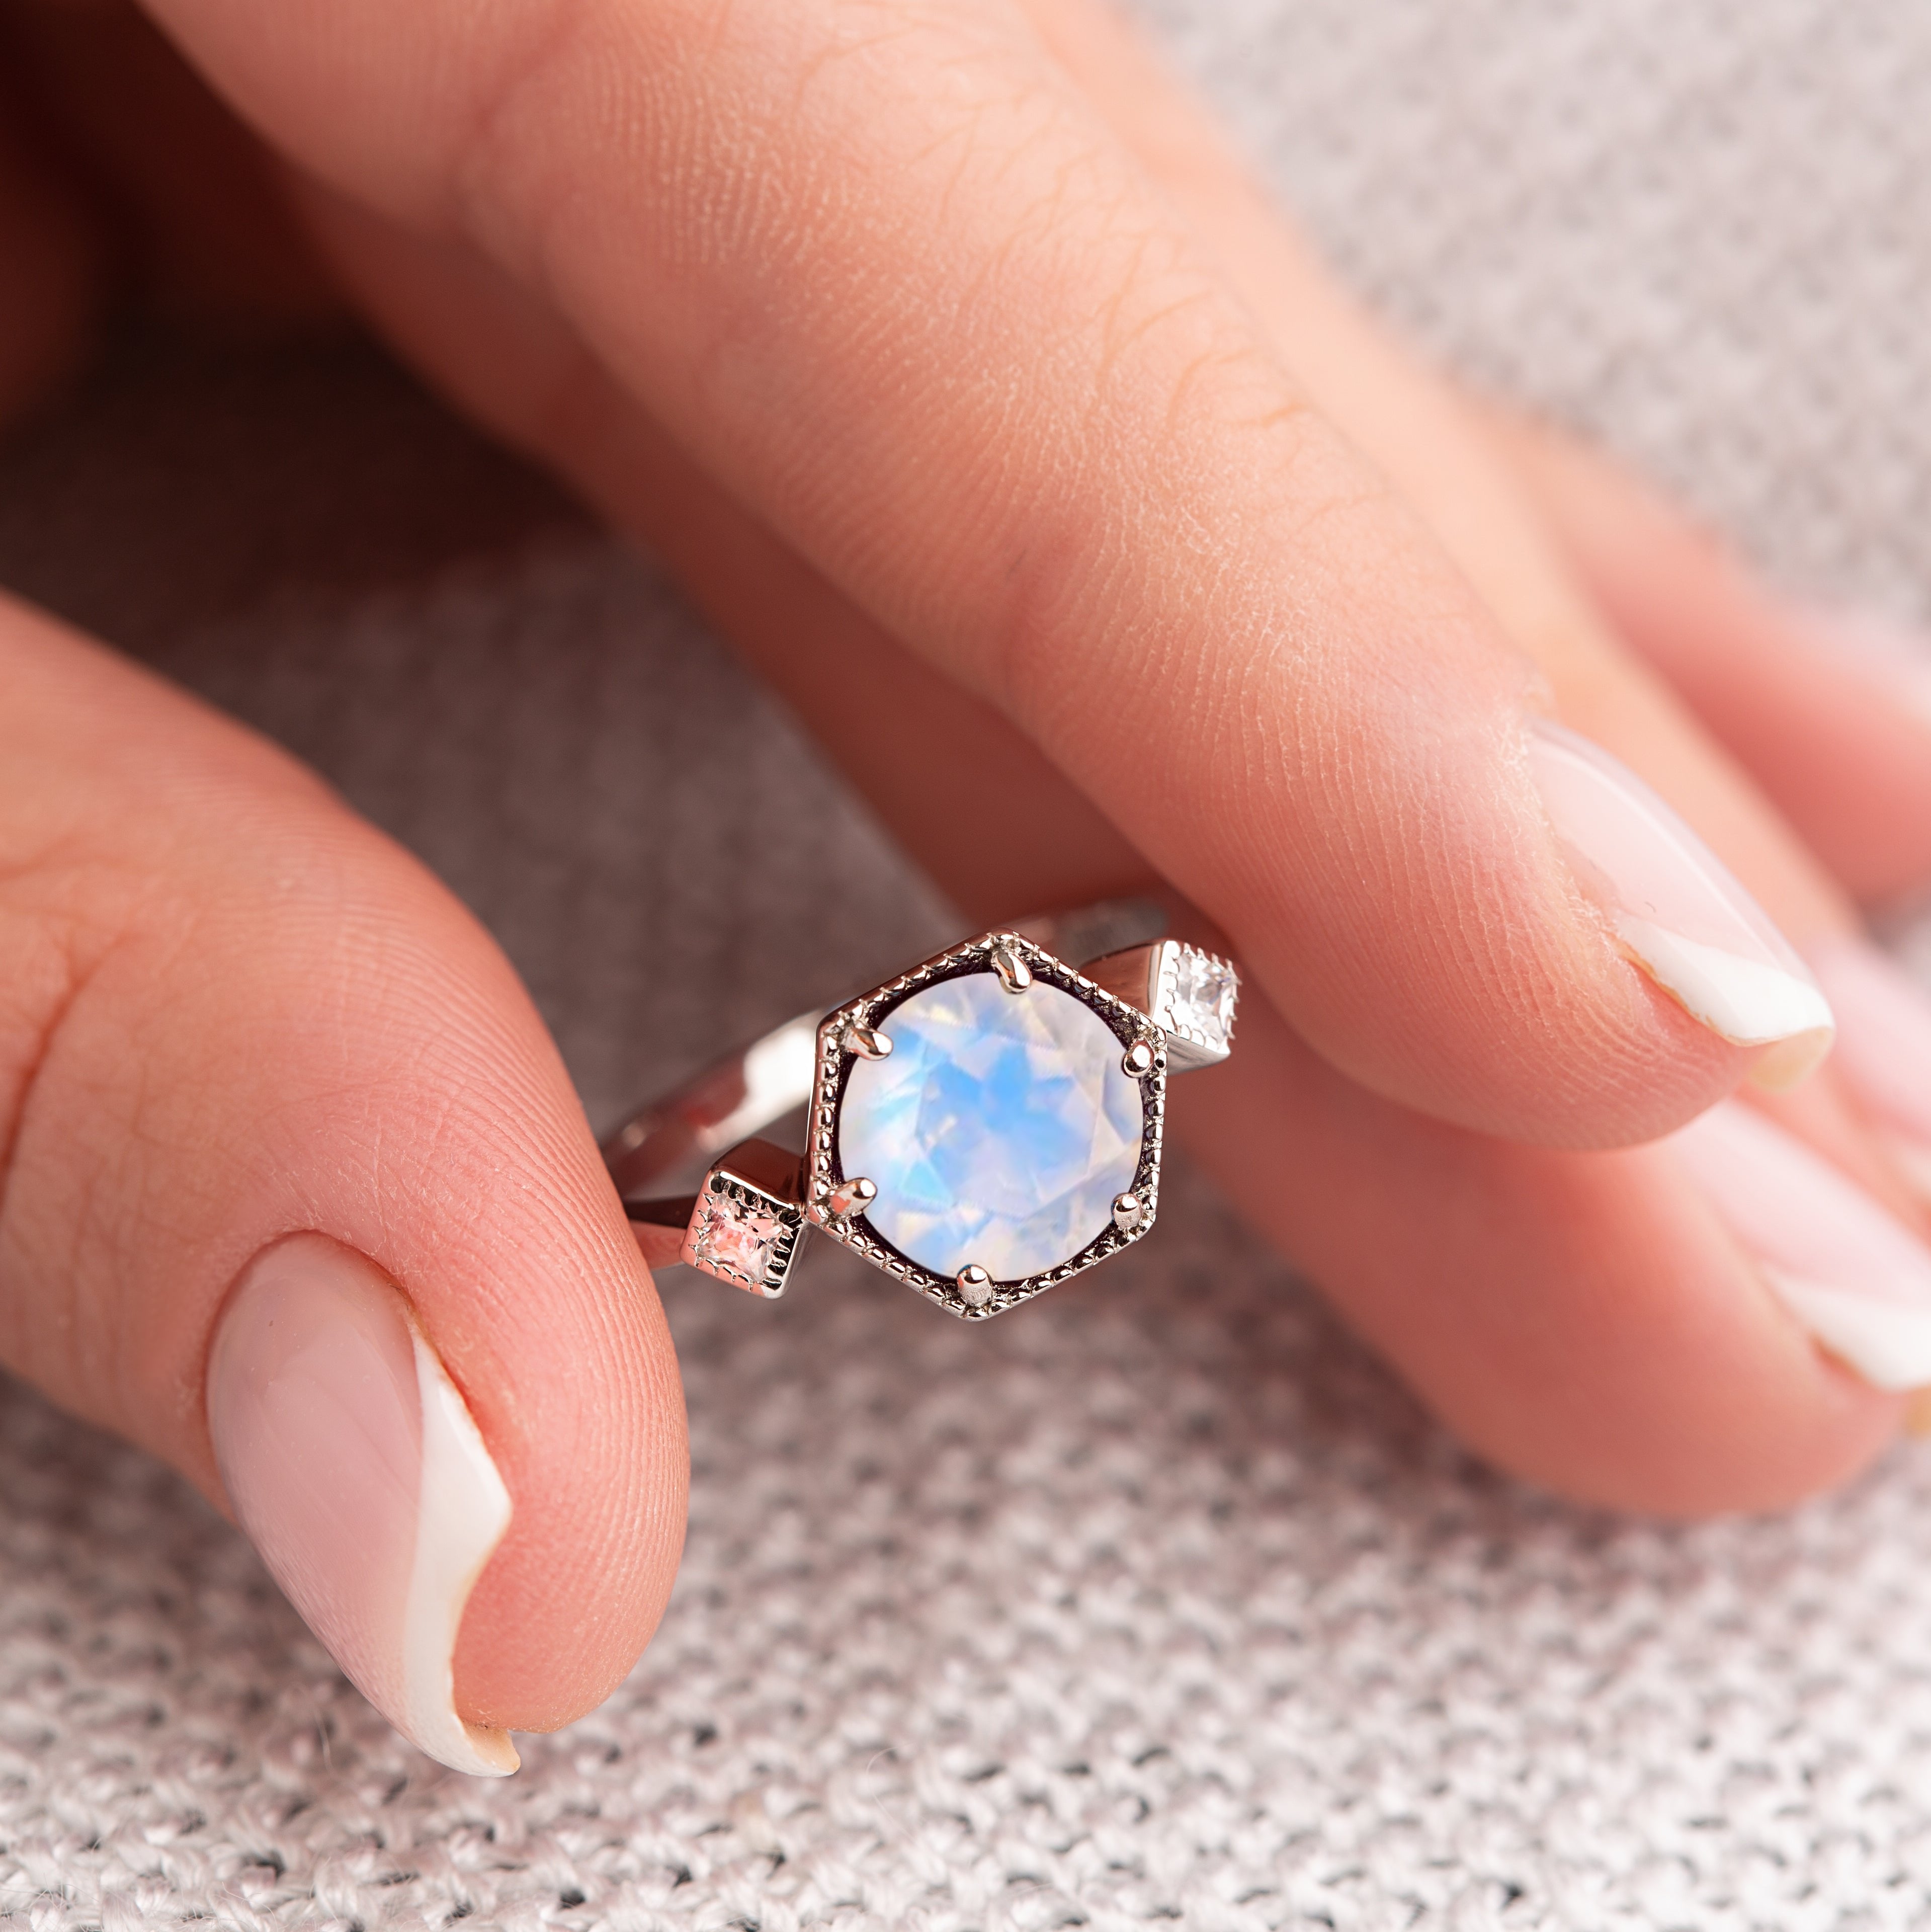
[844,1023,893,1061]
[956,1264,993,1306]
[990,943,1033,993]
[1112,1192,1145,1232]
[1083,939,1238,1073]
[1122,1038,1156,1079]
[825,1176,877,1220]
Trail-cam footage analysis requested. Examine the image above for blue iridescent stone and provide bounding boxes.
[838,971,1146,1281]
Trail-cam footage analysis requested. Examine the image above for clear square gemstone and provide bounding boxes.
[1165,947,1237,1051]
[691,1190,787,1289]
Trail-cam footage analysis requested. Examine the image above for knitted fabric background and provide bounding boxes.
[5,2,1931,1926]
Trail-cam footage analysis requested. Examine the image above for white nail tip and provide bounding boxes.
[401,1327,520,1777]
[1614,915,1835,1074]
[1672,1101,1931,1393]
[207,1241,521,1779]
[1759,1271,1931,1391]
[1526,719,1833,1070]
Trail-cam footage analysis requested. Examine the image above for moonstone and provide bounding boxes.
[838,971,1146,1281]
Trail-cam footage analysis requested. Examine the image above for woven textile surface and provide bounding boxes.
[6,2,1931,1925]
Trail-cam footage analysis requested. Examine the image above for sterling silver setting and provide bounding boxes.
[803,927,1167,1318]
[604,902,1239,1321]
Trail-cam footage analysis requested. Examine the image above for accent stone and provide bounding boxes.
[837,970,1146,1281]
[1165,947,1238,1054]
[690,1189,786,1290]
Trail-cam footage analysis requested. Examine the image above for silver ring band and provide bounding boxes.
[603,900,1239,1319]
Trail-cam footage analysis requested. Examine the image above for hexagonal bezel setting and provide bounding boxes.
[805,930,1166,1319]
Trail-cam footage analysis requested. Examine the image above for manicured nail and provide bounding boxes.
[206,1235,518,1776]
[1670,1099,1931,1391]
[1808,939,1931,1204]
[1528,718,1834,1086]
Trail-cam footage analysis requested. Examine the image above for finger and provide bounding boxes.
[1484,409,1931,910]
[135,0,1828,1152]
[290,200,1922,1510]
[0,592,685,1768]
[201,0,1924,1496]
[1180,1000,1903,1515]
[1008,0,1931,1213]
[1015,0,1852,937]
[287,183,1150,921]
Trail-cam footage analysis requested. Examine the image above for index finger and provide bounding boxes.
[143,0,1828,1143]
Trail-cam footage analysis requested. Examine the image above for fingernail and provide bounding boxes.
[1798,606,1931,733]
[1670,1099,1931,1391]
[1808,939,1931,1205]
[206,1234,519,1776]
[1528,718,1834,1086]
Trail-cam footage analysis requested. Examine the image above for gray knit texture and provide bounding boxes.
[6,2,1931,1925]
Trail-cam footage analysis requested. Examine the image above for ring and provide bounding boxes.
[603,901,1239,1319]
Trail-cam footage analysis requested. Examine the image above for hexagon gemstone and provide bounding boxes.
[838,971,1146,1281]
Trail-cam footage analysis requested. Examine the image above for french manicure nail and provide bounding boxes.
[1528,718,1834,1086]
[206,1235,518,1776]
[1808,938,1931,1204]
[1671,1099,1931,1391]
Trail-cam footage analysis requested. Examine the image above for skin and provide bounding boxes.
[2,0,1930,1737]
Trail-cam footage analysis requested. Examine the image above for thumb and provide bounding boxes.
[0,592,685,1772]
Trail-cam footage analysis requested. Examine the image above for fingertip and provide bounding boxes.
[449,1204,690,1736]
[0,596,688,1763]
[1497,411,1931,908]
[201,1102,688,1762]
[209,1234,523,1776]
[1398,1136,1905,1519]
[1524,716,1837,1088]
[1180,998,1907,1520]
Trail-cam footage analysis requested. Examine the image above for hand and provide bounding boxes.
[5,0,1931,1773]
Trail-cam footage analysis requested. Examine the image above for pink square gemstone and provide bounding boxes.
[691,1191,785,1286]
